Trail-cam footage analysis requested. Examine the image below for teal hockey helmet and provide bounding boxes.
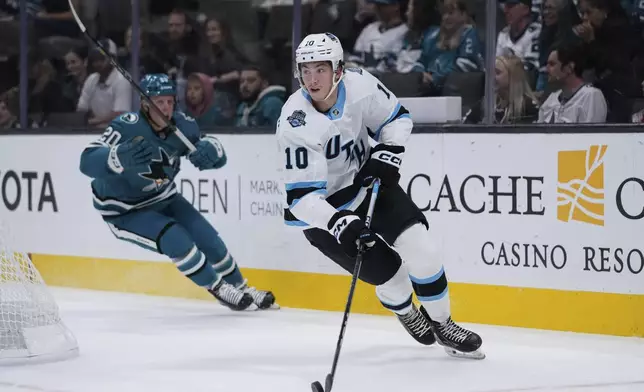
[140,74,176,97]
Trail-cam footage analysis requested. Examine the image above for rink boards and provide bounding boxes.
[0,133,643,337]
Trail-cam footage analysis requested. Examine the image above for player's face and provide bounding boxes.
[300,62,334,101]
[186,79,204,105]
[148,95,175,122]
[494,60,509,91]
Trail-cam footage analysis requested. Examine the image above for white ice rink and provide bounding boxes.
[1,288,644,392]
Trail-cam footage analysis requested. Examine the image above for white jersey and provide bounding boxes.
[537,84,608,124]
[495,21,541,71]
[276,68,413,230]
[350,22,409,71]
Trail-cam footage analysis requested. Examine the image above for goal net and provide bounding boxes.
[0,231,78,365]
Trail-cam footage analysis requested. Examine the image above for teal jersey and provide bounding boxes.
[79,111,200,216]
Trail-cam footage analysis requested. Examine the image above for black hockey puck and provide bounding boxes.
[311,381,324,392]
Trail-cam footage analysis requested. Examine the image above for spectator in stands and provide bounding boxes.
[496,0,542,82]
[0,89,38,128]
[0,94,18,129]
[184,72,234,127]
[377,0,440,73]
[348,0,409,73]
[493,55,540,123]
[575,0,640,122]
[408,0,484,95]
[631,79,644,122]
[157,9,201,108]
[76,39,132,128]
[464,55,540,124]
[0,0,41,16]
[235,65,285,128]
[26,51,70,122]
[119,25,166,77]
[538,43,607,122]
[346,0,378,50]
[61,46,89,110]
[536,0,582,93]
[196,17,245,115]
[164,8,200,63]
[33,0,81,39]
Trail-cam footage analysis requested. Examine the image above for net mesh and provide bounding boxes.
[0,227,78,365]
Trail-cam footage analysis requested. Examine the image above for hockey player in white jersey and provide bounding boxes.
[276,32,484,359]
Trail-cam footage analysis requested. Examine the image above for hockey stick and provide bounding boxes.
[66,0,197,153]
[311,178,381,392]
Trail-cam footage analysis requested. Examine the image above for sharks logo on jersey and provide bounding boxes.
[138,147,178,192]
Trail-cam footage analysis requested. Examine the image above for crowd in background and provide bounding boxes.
[2,0,644,130]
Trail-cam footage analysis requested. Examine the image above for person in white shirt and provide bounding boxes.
[538,42,607,123]
[276,32,484,360]
[77,38,132,128]
[496,0,542,73]
[349,0,409,72]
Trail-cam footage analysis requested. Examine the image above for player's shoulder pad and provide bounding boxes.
[344,67,390,101]
[112,112,141,127]
[108,112,141,136]
[173,110,200,139]
[276,93,326,142]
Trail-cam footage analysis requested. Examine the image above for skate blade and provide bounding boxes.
[246,302,281,311]
[444,347,486,360]
[257,302,281,310]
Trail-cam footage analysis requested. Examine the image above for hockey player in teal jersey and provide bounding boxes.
[79,74,277,311]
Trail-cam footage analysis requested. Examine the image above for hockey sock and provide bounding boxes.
[172,245,221,290]
[211,251,244,287]
[394,223,451,322]
[375,263,414,315]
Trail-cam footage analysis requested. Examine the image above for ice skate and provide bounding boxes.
[396,303,436,345]
[420,307,485,359]
[239,280,279,310]
[208,280,254,311]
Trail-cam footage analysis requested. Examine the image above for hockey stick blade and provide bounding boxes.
[309,373,332,392]
[310,179,381,392]
[66,0,196,153]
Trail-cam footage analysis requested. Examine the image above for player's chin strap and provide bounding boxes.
[322,71,345,101]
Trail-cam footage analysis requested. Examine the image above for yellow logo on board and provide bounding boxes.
[557,145,607,226]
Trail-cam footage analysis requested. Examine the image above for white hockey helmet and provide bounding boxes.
[294,32,344,100]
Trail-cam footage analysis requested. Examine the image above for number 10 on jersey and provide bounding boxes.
[285,147,309,169]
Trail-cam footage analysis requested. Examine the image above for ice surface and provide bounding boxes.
[0,288,643,392]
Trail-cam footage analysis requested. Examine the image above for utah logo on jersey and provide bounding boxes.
[287,110,307,128]
[138,147,176,192]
